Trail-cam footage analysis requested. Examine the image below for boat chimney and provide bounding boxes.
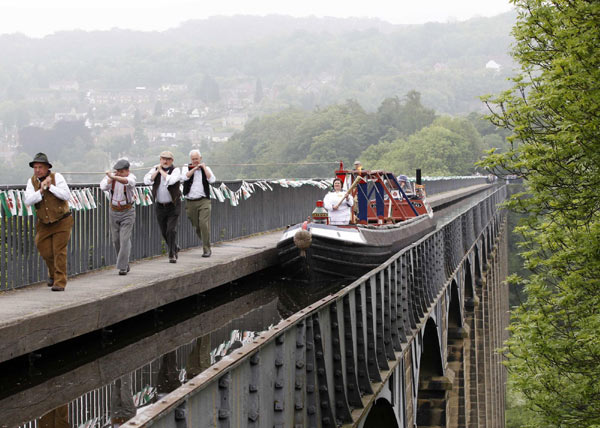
[416,169,422,185]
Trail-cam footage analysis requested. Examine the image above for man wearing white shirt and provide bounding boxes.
[23,153,73,291]
[144,151,182,263]
[100,159,136,275]
[182,150,216,257]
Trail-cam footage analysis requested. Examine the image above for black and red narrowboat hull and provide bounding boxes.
[277,216,435,283]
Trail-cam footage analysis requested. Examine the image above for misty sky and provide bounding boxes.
[1,0,513,38]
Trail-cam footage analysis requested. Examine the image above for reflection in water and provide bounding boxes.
[110,375,136,427]
[2,271,348,428]
[38,405,69,428]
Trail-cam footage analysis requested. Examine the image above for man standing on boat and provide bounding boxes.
[182,149,216,258]
[100,159,136,275]
[144,151,182,263]
[23,153,73,292]
[324,178,354,225]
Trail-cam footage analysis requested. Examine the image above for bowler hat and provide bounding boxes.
[159,151,174,159]
[29,153,53,168]
[113,159,130,170]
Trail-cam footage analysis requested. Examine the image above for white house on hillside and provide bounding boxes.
[485,60,501,71]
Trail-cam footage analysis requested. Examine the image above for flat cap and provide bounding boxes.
[113,159,130,170]
[159,151,174,159]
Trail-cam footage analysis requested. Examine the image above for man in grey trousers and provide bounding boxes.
[100,159,136,275]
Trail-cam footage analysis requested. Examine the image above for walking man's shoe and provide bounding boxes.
[47,278,54,287]
[169,257,177,263]
[202,249,212,258]
[51,285,65,291]
[119,265,130,276]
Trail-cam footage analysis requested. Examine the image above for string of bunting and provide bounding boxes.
[0,188,99,218]
[0,178,333,218]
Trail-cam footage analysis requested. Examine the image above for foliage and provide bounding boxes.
[479,0,600,426]
[207,92,487,180]
[505,379,545,428]
[362,116,486,176]
[19,120,93,160]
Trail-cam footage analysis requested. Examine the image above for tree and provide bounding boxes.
[361,117,485,176]
[254,78,264,104]
[153,100,163,117]
[196,75,220,104]
[374,92,437,141]
[480,1,600,426]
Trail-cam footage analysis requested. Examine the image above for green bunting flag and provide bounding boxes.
[0,191,14,218]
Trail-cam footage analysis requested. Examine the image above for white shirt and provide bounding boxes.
[143,167,181,203]
[24,172,71,206]
[100,174,137,206]
[323,191,354,225]
[181,165,216,199]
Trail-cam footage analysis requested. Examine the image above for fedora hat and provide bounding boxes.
[29,152,53,168]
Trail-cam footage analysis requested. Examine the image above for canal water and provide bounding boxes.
[0,187,498,428]
[0,269,348,428]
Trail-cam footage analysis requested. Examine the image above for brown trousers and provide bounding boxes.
[39,404,70,428]
[35,215,74,289]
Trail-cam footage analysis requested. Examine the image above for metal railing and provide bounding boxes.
[0,177,489,291]
[0,181,326,291]
[124,185,508,427]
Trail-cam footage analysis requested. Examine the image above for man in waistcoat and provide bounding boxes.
[143,151,181,263]
[100,159,136,275]
[182,150,216,257]
[23,153,73,291]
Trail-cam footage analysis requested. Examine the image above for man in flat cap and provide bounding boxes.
[23,153,73,291]
[182,149,216,257]
[100,159,136,275]
[144,151,181,263]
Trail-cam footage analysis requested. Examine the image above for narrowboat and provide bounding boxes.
[277,163,434,282]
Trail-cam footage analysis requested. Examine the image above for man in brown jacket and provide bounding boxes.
[24,153,73,291]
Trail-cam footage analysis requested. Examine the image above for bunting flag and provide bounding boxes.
[0,191,16,218]
[229,190,239,206]
[133,385,156,407]
[85,189,97,209]
[77,417,99,428]
[76,190,91,210]
[143,187,153,205]
[0,180,333,216]
[213,187,225,202]
[70,191,82,210]
[14,190,24,216]
[241,185,251,200]
[21,191,34,216]
[219,183,230,199]
[132,188,141,205]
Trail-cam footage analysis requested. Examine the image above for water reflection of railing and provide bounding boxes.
[16,294,281,428]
